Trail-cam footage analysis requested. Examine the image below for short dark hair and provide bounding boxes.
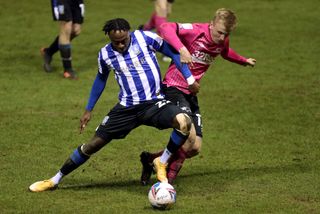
[102,18,131,35]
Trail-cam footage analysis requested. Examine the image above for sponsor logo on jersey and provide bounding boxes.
[192,50,214,65]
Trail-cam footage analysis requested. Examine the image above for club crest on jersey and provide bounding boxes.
[132,44,141,55]
[58,5,65,15]
[196,42,206,48]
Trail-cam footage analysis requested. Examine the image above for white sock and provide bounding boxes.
[160,148,172,164]
[50,171,64,185]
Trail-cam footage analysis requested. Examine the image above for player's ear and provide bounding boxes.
[209,21,214,29]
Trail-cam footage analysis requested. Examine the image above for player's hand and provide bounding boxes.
[80,110,92,134]
[179,47,193,64]
[188,81,200,95]
[246,58,256,67]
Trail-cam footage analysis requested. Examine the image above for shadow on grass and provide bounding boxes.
[179,161,311,181]
[57,162,310,193]
[59,179,141,191]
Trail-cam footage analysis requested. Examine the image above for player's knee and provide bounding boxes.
[190,145,201,157]
[81,143,97,155]
[82,136,106,155]
[60,22,72,35]
[72,29,81,38]
[72,25,81,37]
[176,113,192,135]
[73,28,81,37]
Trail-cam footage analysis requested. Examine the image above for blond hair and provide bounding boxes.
[213,8,237,32]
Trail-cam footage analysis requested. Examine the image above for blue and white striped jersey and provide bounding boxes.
[98,30,164,107]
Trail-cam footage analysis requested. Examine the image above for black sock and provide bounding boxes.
[60,146,90,175]
[46,36,59,56]
[59,44,72,71]
[166,129,189,154]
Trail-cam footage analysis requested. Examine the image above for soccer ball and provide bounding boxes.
[148,182,176,210]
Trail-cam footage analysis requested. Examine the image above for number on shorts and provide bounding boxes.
[156,100,171,108]
[196,113,202,127]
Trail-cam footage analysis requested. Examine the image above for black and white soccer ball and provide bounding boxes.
[148,182,176,210]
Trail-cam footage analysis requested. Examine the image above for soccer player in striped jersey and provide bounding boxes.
[29,18,193,192]
[140,8,256,185]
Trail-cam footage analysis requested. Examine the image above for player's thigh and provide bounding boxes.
[155,0,168,16]
[82,135,108,155]
[59,21,73,34]
[58,21,73,43]
[165,87,201,132]
[164,87,192,115]
[72,23,82,36]
[166,1,173,15]
[142,100,183,129]
[95,104,139,141]
[182,123,196,148]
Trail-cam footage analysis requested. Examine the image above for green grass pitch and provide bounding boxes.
[0,0,319,213]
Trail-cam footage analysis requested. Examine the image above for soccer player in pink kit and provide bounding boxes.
[140,8,256,185]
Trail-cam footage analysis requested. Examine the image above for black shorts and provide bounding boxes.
[152,0,175,3]
[164,86,202,137]
[51,0,84,24]
[95,99,183,141]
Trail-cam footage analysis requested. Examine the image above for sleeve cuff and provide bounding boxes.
[187,76,195,85]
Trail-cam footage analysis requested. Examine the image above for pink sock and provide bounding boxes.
[167,148,188,183]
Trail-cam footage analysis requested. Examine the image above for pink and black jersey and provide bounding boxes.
[160,22,247,94]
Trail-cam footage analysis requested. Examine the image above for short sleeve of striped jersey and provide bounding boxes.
[97,50,110,74]
[142,31,163,51]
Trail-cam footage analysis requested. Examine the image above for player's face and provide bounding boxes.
[108,30,131,53]
[210,20,230,44]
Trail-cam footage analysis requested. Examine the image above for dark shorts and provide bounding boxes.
[95,99,183,141]
[152,0,175,3]
[163,86,202,137]
[51,0,84,23]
